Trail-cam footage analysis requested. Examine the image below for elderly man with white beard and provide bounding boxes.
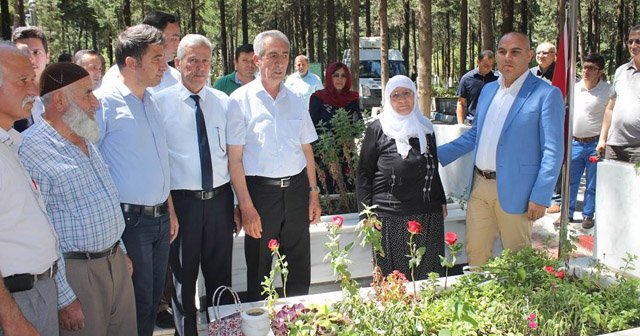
[18,62,137,336]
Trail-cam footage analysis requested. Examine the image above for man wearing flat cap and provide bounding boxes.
[18,62,137,335]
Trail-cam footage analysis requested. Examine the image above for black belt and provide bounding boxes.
[246,170,306,188]
[3,264,57,293]
[475,166,496,180]
[172,183,230,200]
[573,135,599,143]
[63,242,119,260]
[121,200,169,218]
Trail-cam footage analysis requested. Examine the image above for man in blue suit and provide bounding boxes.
[438,32,565,266]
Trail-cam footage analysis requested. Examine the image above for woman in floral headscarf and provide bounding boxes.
[309,62,362,194]
[356,75,447,279]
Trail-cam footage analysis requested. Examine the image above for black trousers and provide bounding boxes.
[245,173,311,302]
[169,184,234,336]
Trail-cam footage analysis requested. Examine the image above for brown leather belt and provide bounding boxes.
[3,264,57,293]
[63,242,119,260]
[121,200,168,218]
[246,170,306,188]
[475,166,496,180]
[172,183,231,200]
[573,135,599,143]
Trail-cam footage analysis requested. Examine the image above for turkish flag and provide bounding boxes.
[551,20,569,159]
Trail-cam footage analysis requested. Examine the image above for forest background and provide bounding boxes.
[1,0,639,111]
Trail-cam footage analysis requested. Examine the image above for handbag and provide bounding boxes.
[208,286,244,336]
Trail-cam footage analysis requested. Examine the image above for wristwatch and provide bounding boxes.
[309,185,321,193]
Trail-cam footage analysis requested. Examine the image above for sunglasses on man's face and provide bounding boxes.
[627,39,640,46]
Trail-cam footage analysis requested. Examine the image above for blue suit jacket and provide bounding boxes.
[438,72,565,214]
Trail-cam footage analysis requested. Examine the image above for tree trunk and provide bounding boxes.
[300,3,307,55]
[460,0,468,74]
[350,0,360,92]
[501,0,514,35]
[365,0,372,37]
[615,0,625,66]
[479,0,493,50]
[576,0,585,61]
[14,0,25,27]
[317,2,325,64]
[242,0,248,44]
[379,0,389,92]
[326,0,337,63]
[1,0,10,40]
[218,0,228,74]
[444,5,451,83]
[519,0,528,34]
[412,11,418,76]
[122,0,131,28]
[306,2,314,61]
[190,0,197,34]
[402,0,410,72]
[417,0,432,117]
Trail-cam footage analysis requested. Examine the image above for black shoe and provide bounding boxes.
[582,217,594,230]
[155,309,175,329]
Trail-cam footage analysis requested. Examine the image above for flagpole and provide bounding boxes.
[558,0,578,259]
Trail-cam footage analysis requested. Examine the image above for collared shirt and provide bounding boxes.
[227,78,318,178]
[456,68,499,119]
[213,71,248,96]
[0,127,58,280]
[607,61,640,146]
[573,79,611,138]
[530,62,555,83]
[156,83,231,190]
[18,120,125,308]
[475,70,530,171]
[97,64,181,96]
[95,80,171,206]
[285,71,324,108]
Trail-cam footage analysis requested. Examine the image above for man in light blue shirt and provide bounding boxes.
[95,24,179,336]
[285,54,323,108]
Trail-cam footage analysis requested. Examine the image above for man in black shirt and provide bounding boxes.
[456,50,499,125]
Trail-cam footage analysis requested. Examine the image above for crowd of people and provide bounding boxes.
[1,6,639,335]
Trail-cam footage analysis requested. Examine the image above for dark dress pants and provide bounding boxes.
[245,174,311,302]
[121,211,171,336]
[169,185,234,336]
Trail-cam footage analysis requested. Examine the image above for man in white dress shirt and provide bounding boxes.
[156,34,237,336]
[0,43,59,336]
[227,30,322,301]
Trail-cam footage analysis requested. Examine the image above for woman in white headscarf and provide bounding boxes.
[356,75,448,279]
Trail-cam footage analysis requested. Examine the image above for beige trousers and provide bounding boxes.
[61,247,137,336]
[465,171,532,266]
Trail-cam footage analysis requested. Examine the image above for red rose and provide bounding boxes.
[544,265,555,274]
[332,215,344,227]
[268,239,279,252]
[588,156,599,163]
[444,232,458,246]
[407,220,422,234]
[555,271,565,280]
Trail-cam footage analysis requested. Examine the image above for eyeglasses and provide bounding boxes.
[390,91,413,100]
[332,73,348,78]
[627,39,640,46]
[583,65,602,71]
[536,51,555,56]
